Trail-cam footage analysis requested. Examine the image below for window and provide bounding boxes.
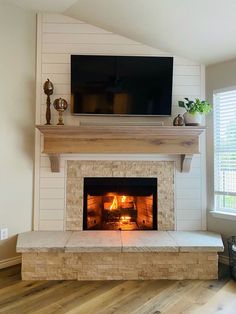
[214,88,236,213]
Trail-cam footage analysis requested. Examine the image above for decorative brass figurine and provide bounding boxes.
[173,114,184,126]
[43,79,54,125]
[53,98,68,125]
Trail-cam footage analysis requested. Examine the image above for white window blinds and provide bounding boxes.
[214,89,236,212]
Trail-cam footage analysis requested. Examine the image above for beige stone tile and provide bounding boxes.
[16,231,72,253]
[65,231,122,252]
[66,220,82,231]
[66,205,82,219]
[21,251,219,280]
[121,231,178,252]
[66,160,175,231]
[168,231,224,252]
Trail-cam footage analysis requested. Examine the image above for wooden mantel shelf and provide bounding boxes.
[36,125,205,173]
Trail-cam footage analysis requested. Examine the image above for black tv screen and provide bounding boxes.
[71,55,173,116]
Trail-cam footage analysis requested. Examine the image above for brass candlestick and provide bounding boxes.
[43,79,54,125]
[53,98,68,125]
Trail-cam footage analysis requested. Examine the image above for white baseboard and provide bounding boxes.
[0,256,21,269]
[219,255,229,265]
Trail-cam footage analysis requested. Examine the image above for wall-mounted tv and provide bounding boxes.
[71,55,173,116]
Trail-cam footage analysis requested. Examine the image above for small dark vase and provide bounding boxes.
[173,114,184,126]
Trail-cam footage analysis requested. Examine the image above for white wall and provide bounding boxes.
[206,59,236,252]
[35,13,206,231]
[0,1,36,265]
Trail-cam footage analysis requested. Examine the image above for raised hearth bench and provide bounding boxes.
[17,231,224,280]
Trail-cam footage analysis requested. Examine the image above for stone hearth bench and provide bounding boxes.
[17,231,224,281]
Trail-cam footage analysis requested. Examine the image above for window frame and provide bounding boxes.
[213,86,236,216]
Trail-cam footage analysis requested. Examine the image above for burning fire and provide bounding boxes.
[120,215,131,223]
[109,195,127,210]
[121,195,126,203]
[110,195,118,210]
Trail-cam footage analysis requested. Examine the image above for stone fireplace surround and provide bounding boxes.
[66,160,175,231]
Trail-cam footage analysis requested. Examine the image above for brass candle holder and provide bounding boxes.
[53,98,68,125]
[43,79,54,125]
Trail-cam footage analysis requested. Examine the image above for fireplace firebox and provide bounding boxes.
[83,177,157,231]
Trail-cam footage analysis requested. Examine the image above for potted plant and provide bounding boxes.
[178,98,212,125]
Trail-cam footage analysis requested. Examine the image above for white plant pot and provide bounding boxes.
[183,112,202,126]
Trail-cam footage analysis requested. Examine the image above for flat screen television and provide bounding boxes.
[71,55,173,116]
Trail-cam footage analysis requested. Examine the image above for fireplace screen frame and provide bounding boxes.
[83,177,158,231]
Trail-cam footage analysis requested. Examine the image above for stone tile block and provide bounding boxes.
[66,231,122,252]
[168,231,224,252]
[121,231,178,252]
[17,231,72,253]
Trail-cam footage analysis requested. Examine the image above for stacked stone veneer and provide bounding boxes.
[66,161,175,231]
[21,252,218,280]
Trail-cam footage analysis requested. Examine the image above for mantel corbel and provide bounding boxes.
[180,154,194,173]
[48,154,60,172]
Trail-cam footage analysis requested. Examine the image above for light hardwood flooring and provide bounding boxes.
[0,264,235,314]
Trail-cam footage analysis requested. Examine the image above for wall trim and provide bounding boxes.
[0,256,22,269]
[200,64,207,230]
[33,13,43,231]
[210,210,236,221]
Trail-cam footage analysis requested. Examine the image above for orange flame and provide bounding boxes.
[121,195,126,203]
[110,195,118,210]
[120,216,131,223]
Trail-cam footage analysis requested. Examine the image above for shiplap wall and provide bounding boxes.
[35,13,206,231]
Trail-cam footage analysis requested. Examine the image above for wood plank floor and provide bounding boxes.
[0,264,235,314]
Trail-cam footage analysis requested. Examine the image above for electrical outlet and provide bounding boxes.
[0,228,8,240]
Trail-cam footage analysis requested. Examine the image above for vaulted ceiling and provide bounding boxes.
[6,0,78,12]
[6,0,236,64]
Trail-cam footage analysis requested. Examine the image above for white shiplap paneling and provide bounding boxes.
[40,177,65,189]
[39,220,64,231]
[40,210,64,220]
[43,33,140,45]
[40,188,65,199]
[40,199,65,210]
[34,13,206,231]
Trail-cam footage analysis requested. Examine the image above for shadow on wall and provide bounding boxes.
[16,77,35,162]
[0,236,20,266]
[20,77,35,232]
[14,77,35,232]
[0,1,36,265]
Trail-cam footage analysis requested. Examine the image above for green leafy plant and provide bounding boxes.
[178,98,212,115]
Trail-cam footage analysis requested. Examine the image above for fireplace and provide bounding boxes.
[83,177,157,230]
